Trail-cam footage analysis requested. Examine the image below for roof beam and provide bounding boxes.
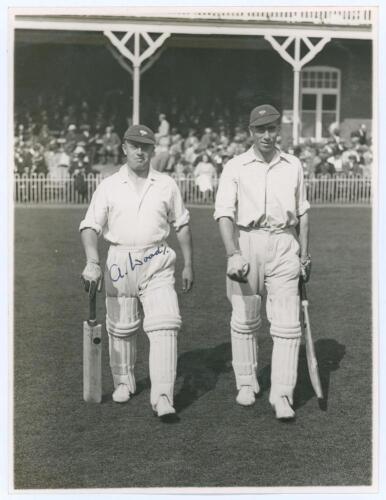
[13,17,373,40]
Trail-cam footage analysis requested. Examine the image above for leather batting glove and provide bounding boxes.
[227,252,250,283]
[300,255,312,283]
[81,261,103,294]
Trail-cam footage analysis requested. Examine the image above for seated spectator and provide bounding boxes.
[315,147,336,176]
[357,123,368,145]
[327,122,345,153]
[299,144,321,177]
[362,149,372,178]
[152,136,170,172]
[56,143,71,178]
[200,128,213,150]
[98,125,121,165]
[218,127,230,148]
[64,124,80,155]
[14,141,27,174]
[38,124,53,147]
[165,135,183,173]
[212,146,227,175]
[174,158,193,177]
[44,139,60,175]
[342,132,361,169]
[328,147,344,174]
[184,128,199,149]
[342,153,363,176]
[194,153,217,201]
[27,139,47,175]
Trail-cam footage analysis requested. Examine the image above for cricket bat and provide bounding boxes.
[299,279,323,399]
[83,290,102,403]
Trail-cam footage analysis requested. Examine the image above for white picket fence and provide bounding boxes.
[14,173,372,205]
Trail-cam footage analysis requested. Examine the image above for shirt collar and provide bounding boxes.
[119,164,158,183]
[242,146,290,166]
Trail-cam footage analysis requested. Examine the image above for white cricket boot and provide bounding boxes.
[236,386,256,406]
[271,396,295,420]
[155,395,176,417]
[112,383,131,403]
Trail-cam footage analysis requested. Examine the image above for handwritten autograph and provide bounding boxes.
[109,245,169,282]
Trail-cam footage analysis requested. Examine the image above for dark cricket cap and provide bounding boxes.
[249,105,281,127]
[123,124,155,144]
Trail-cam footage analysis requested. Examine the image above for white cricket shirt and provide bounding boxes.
[214,147,310,229]
[79,165,190,247]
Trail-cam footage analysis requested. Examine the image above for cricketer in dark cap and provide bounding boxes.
[249,104,282,163]
[79,120,194,418]
[123,124,156,145]
[214,100,311,419]
[121,124,157,176]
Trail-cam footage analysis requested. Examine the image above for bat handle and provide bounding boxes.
[299,278,308,302]
[88,292,97,326]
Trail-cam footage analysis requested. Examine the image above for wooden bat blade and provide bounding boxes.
[302,303,323,399]
[83,321,102,403]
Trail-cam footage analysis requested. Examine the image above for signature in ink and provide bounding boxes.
[109,264,127,282]
[109,245,169,282]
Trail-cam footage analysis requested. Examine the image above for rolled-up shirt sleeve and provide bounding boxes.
[296,162,311,217]
[214,162,238,221]
[79,183,109,236]
[168,179,190,231]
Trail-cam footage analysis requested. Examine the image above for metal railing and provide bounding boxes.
[156,7,373,26]
[14,173,371,206]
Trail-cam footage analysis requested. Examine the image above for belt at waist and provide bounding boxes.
[238,225,296,235]
[109,241,167,253]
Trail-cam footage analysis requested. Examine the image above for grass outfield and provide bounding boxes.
[13,206,372,489]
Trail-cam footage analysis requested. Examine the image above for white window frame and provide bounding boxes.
[300,66,341,142]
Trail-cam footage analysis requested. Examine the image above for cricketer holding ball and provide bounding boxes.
[79,124,194,418]
[214,104,311,419]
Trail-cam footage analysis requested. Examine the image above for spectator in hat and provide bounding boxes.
[315,147,336,176]
[64,124,80,155]
[342,132,361,169]
[357,123,368,146]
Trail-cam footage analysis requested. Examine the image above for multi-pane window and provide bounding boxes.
[301,67,340,141]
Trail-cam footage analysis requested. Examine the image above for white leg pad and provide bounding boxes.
[267,294,301,338]
[231,330,259,393]
[267,294,301,405]
[230,295,262,334]
[147,330,177,408]
[108,333,137,393]
[142,287,181,332]
[106,296,140,337]
[269,336,301,405]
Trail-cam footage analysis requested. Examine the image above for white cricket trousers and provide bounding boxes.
[227,227,302,404]
[104,242,181,407]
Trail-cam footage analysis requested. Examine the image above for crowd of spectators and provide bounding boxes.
[14,94,373,191]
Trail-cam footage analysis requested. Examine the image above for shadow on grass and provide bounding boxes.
[253,338,346,411]
[174,342,233,413]
[132,343,232,413]
[294,338,346,410]
[132,338,345,414]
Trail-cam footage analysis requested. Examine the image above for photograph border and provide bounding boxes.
[3,1,384,498]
